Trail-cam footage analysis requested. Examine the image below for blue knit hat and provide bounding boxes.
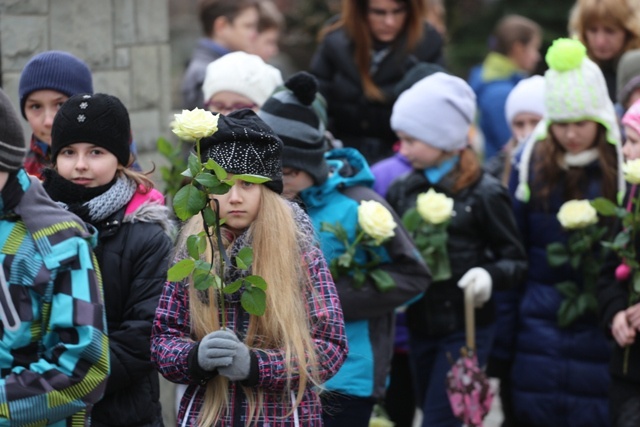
[19,51,93,119]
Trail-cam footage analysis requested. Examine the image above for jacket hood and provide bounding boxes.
[123,188,175,238]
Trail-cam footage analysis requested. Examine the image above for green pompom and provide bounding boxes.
[545,38,587,72]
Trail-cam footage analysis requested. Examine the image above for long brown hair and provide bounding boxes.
[318,0,427,101]
[181,186,322,425]
[450,147,483,193]
[531,124,618,205]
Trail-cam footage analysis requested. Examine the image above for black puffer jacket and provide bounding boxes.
[91,196,173,427]
[387,168,527,337]
[310,22,444,155]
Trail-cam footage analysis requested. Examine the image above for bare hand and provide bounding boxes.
[612,310,636,347]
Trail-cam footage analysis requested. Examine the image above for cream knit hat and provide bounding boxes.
[516,38,624,202]
[202,52,283,107]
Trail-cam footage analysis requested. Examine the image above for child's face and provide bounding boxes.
[585,22,626,62]
[281,167,314,200]
[24,90,69,145]
[56,143,119,187]
[253,28,280,63]
[205,91,257,115]
[212,176,261,236]
[550,120,599,154]
[217,7,259,52]
[623,125,640,160]
[397,131,447,169]
[510,112,542,143]
[511,35,541,73]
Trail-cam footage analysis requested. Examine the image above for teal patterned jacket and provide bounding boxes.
[0,169,109,426]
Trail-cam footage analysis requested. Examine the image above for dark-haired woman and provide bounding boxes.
[309,0,444,165]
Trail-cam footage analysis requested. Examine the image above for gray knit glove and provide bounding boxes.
[217,331,251,381]
[197,330,238,372]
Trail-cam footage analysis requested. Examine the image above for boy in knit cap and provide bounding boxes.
[181,0,260,109]
[386,72,527,427]
[19,50,93,178]
[259,71,431,427]
[0,87,109,425]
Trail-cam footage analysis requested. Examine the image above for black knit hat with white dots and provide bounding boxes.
[51,93,131,166]
[199,109,284,193]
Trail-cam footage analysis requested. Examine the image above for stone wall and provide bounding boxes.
[0,0,172,164]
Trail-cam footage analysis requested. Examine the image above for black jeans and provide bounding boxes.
[322,394,376,427]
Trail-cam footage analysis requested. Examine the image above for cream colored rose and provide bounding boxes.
[557,199,598,229]
[172,108,219,141]
[623,159,640,185]
[416,188,454,225]
[358,200,397,245]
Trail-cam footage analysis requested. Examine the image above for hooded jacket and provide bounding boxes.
[299,148,431,399]
[387,166,527,337]
[0,169,109,426]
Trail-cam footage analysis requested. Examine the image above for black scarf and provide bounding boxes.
[0,171,24,219]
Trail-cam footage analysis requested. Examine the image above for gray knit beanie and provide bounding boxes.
[0,88,27,172]
[391,72,476,151]
[258,72,329,185]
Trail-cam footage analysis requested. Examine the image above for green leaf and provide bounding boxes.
[547,242,569,267]
[557,299,579,328]
[202,205,217,228]
[188,153,202,178]
[369,269,396,292]
[168,259,195,281]
[232,174,271,184]
[555,281,578,298]
[569,254,582,270]
[156,137,173,157]
[187,235,200,259]
[236,247,254,270]
[353,268,366,289]
[193,270,215,290]
[194,173,221,189]
[591,197,618,216]
[223,279,244,294]
[633,271,640,294]
[613,231,631,249]
[245,275,267,290]
[402,208,422,232]
[241,287,266,316]
[205,159,228,180]
[337,252,353,268]
[172,185,207,221]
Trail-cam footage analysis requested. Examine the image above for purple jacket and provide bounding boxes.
[371,153,412,197]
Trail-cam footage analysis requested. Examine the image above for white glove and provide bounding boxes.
[457,267,492,308]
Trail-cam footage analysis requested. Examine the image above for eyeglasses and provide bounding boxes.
[368,6,407,20]
[205,101,257,113]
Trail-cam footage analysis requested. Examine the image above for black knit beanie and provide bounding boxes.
[199,109,283,194]
[51,93,131,166]
[0,88,27,172]
[258,71,329,185]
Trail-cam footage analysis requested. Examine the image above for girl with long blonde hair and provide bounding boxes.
[151,109,348,426]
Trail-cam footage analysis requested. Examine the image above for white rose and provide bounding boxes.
[358,200,397,245]
[623,159,640,185]
[557,199,598,229]
[416,188,454,225]
[172,108,219,141]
